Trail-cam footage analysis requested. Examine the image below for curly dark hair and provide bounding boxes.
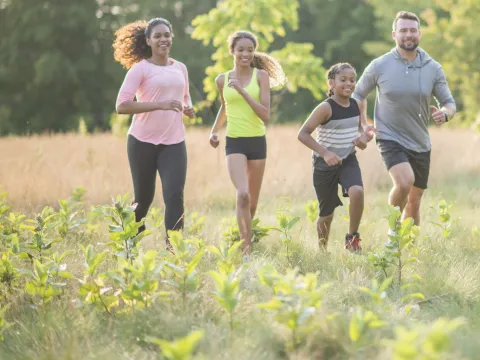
[227,31,286,88]
[113,18,173,69]
[326,63,356,97]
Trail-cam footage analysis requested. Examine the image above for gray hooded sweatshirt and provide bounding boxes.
[353,48,455,152]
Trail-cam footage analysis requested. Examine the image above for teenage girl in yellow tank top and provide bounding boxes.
[209,31,285,256]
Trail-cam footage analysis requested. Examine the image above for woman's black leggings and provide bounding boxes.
[127,135,187,235]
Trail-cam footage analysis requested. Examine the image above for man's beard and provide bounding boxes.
[399,41,419,51]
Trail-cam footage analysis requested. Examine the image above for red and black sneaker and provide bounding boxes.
[345,232,362,253]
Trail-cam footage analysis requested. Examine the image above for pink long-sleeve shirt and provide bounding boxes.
[116,59,191,145]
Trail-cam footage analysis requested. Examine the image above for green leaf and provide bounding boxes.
[186,250,205,275]
[287,216,300,230]
[58,271,76,280]
[401,293,425,303]
[349,314,361,342]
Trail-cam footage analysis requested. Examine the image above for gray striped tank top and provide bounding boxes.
[313,98,360,169]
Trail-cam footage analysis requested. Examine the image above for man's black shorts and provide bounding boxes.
[377,139,431,189]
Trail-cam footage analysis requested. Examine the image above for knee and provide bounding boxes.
[395,177,414,195]
[317,213,334,227]
[236,190,250,208]
[348,186,364,201]
[164,189,184,206]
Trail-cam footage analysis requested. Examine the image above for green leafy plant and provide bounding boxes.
[385,207,420,286]
[349,306,387,344]
[97,195,151,262]
[384,317,466,360]
[358,277,393,306]
[208,266,242,331]
[207,239,243,275]
[258,265,330,350]
[107,250,169,312]
[0,250,21,302]
[146,330,204,360]
[430,200,455,239]
[221,217,271,245]
[55,197,86,239]
[163,231,205,309]
[24,259,68,305]
[76,245,118,314]
[21,207,60,264]
[0,305,12,341]
[304,200,319,223]
[272,205,300,267]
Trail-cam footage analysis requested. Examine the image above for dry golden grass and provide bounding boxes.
[1,125,480,212]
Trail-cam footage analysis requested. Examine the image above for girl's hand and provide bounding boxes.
[209,132,220,148]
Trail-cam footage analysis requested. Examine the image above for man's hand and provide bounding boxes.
[430,105,447,125]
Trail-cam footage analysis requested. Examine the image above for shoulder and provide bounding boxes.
[257,69,269,79]
[256,69,269,86]
[215,73,226,87]
[172,59,188,72]
[367,51,394,72]
[215,73,228,92]
[126,60,147,78]
[313,100,333,116]
[129,59,147,71]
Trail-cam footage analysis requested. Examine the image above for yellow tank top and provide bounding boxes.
[223,69,266,138]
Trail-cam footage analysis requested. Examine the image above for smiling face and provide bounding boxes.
[329,67,357,98]
[146,23,173,57]
[232,37,255,67]
[393,18,421,51]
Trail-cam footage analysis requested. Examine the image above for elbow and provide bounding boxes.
[116,102,127,114]
[116,104,123,114]
[297,130,305,142]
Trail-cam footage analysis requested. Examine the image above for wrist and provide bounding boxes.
[442,111,449,122]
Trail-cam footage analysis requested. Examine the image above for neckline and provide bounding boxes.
[329,97,351,109]
[228,69,255,89]
[145,58,175,67]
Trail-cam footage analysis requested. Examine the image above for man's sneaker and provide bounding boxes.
[345,232,362,252]
[385,228,399,250]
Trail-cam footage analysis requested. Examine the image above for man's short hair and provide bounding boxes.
[392,11,420,31]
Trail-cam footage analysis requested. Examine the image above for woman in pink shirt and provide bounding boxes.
[113,18,194,247]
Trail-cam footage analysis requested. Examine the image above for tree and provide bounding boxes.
[421,1,480,125]
[190,0,327,122]
[0,0,105,134]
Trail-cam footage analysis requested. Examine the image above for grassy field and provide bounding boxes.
[0,126,479,359]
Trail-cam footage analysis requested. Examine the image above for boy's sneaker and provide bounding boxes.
[345,232,362,252]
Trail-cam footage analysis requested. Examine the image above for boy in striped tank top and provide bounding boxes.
[298,63,374,252]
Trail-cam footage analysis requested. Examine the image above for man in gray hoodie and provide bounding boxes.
[353,11,456,227]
